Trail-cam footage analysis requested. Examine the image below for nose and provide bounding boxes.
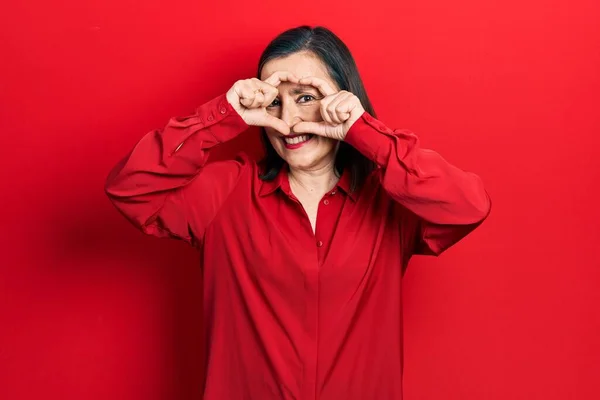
[280,102,301,128]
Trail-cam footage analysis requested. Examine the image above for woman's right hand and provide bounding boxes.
[226,72,298,135]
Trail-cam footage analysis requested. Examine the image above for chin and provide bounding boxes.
[281,148,336,171]
[286,154,323,170]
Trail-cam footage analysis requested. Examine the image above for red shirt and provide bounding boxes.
[105,93,491,399]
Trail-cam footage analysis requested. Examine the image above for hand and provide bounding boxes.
[226,72,299,135]
[291,76,365,141]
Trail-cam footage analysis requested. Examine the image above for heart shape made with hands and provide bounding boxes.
[231,71,365,141]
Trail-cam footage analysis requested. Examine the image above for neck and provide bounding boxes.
[288,161,339,196]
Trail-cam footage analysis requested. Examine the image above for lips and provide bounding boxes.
[284,134,311,145]
[282,134,314,149]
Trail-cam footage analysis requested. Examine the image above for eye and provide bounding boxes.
[298,94,316,103]
[267,98,281,108]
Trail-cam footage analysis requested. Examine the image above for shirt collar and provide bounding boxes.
[258,164,286,197]
[258,164,357,201]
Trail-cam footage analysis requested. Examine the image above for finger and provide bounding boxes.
[238,80,258,108]
[249,91,265,109]
[255,79,286,108]
[327,92,352,124]
[298,76,337,97]
[240,98,252,108]
[238,83,259,108]
[264,114,290,135]
[260,85,279,107]
[335,97,358,122]
[250,78,282,102]
[292,121,327,136]
[319,95,336,125]
[264,71,300,87]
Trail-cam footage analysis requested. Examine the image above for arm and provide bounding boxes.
[272,76,491,256]
[105,72,299,246]
[345,113,492,255]
[105,93,249,245]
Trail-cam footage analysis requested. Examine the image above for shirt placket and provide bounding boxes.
[303,190,338,400]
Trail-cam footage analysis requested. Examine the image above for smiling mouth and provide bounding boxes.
[282,134,314,149]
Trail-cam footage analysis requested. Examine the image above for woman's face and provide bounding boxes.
[260,51,339,172]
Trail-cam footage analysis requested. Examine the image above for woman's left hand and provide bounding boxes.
[291,76,365,141]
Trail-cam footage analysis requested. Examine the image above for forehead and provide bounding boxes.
[260,51,337,90]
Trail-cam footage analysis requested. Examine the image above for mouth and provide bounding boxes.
[281,134,315,149]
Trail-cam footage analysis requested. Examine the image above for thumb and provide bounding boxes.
[263,114,290,135]
[293,121,338,138]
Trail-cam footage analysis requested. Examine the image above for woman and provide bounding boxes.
[106,26,491,399]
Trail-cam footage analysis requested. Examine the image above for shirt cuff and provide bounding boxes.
[195,93,249,143]
[344,112,395,166]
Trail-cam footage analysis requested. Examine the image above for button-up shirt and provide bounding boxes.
[105,93,491,399]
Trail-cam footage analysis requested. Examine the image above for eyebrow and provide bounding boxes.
[288,85,319,95]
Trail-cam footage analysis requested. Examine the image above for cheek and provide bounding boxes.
[265,129,282,148]
[266,107,280,118]
[319,137,338,153]
[300,104,322,121]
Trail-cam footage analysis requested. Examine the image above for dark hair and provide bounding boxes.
[257,25,377,192]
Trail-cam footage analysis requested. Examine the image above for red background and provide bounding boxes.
[1,0,599,399]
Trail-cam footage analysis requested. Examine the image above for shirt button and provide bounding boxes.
[331,191,336,195]
[207,115,214,121]
[323,199,330,205]
[316,240,323,247]
[220,108,227,114]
